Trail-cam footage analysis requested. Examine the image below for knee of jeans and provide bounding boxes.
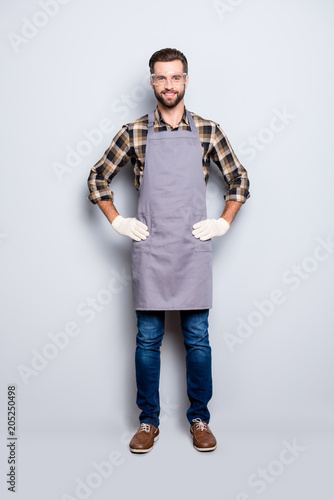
[183,331,211,349]
[136,332,163,350]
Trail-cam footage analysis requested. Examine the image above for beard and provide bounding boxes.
[154,86,186,108]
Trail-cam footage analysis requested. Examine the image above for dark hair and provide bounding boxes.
[149,48,188,74]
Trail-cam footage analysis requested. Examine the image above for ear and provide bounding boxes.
[149,75,154,90]
[185,74,189,89]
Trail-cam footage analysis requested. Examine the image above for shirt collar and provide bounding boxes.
[154,106,189,128]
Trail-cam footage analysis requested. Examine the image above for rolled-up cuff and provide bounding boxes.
[224,190,250,204]
[87,189,114,205]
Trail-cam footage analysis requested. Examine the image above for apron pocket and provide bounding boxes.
[193,213,213,252]
[132,212,152,253]
[194,237,212,252]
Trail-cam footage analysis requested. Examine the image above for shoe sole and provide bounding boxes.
[193,443,217,452]
[129,434,159,454]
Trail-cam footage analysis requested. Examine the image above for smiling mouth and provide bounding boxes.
[162,92,177,98]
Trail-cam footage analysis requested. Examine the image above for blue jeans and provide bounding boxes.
[135,309,212,427]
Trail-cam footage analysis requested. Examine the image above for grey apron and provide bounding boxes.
[131,109,212,310]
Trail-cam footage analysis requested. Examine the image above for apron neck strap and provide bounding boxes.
[147,111,156,132]
[186,109,196,133]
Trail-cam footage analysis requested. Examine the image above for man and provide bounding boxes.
[87,48,250,453]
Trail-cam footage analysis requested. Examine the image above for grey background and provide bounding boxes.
[1,0,333,499]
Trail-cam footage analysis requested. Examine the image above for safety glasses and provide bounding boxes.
[150,72,187,86]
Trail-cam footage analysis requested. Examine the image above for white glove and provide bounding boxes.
[111,215,149,241]
[192,218,230,241]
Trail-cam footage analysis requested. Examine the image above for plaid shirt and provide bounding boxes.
[87,107,250,205]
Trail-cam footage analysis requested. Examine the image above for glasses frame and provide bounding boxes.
[150,71,188,87]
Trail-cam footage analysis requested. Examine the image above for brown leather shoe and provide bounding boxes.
[129,423,159,453]
[190,418,217,452]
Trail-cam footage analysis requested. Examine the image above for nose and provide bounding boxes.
[164,78,175,87]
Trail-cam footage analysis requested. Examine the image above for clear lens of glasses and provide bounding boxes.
[151,72,187,86]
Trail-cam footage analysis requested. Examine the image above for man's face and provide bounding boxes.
[150,60,189,109]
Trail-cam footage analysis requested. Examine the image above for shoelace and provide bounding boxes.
[137,423,151,433]
[192,418,209,432]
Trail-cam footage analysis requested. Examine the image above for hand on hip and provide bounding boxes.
[192,218,230,241]
[112,215,149,241]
